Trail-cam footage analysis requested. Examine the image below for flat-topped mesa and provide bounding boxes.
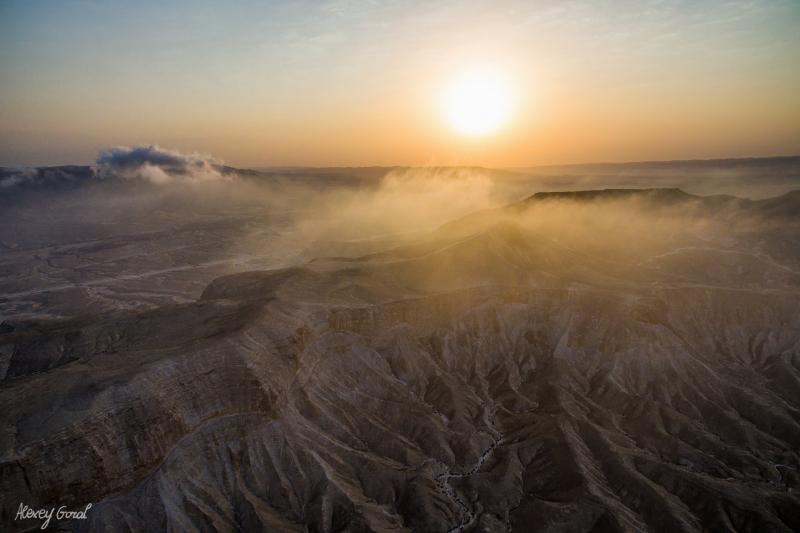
[440,188,705,239]
[524,187,695,204]
[518,187,800,220]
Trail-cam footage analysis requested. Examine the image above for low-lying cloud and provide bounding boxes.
[0,167,38,188]
[300,166,497,240]
[0,165,96,191]
[95,145,227,183]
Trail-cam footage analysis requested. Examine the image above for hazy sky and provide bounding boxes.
[1,0,799,167]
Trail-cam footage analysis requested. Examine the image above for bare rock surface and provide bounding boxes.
[2,187,800,531]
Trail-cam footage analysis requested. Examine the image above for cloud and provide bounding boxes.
[0,167,38,188]
[289,166,497,245]
[95,145,228,184]
[0,166,96,191]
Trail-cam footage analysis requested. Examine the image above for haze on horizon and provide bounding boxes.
[1,0,799,168]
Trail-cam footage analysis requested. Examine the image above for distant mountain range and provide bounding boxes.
[3,155,799,192]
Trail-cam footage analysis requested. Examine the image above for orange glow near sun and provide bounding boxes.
[441,68,515,137]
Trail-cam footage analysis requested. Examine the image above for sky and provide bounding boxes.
[1,0,799,167]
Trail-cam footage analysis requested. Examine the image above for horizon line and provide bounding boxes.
[3,153,799,172]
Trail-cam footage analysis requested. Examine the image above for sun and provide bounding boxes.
[441,68,514,136]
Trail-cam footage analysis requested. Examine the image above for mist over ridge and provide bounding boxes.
[2,145,800,532]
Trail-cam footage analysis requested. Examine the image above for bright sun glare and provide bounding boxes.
[442,69,514,137]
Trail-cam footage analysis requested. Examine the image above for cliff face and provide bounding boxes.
[2,190,799,532]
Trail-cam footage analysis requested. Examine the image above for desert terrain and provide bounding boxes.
[1,157,799,531]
